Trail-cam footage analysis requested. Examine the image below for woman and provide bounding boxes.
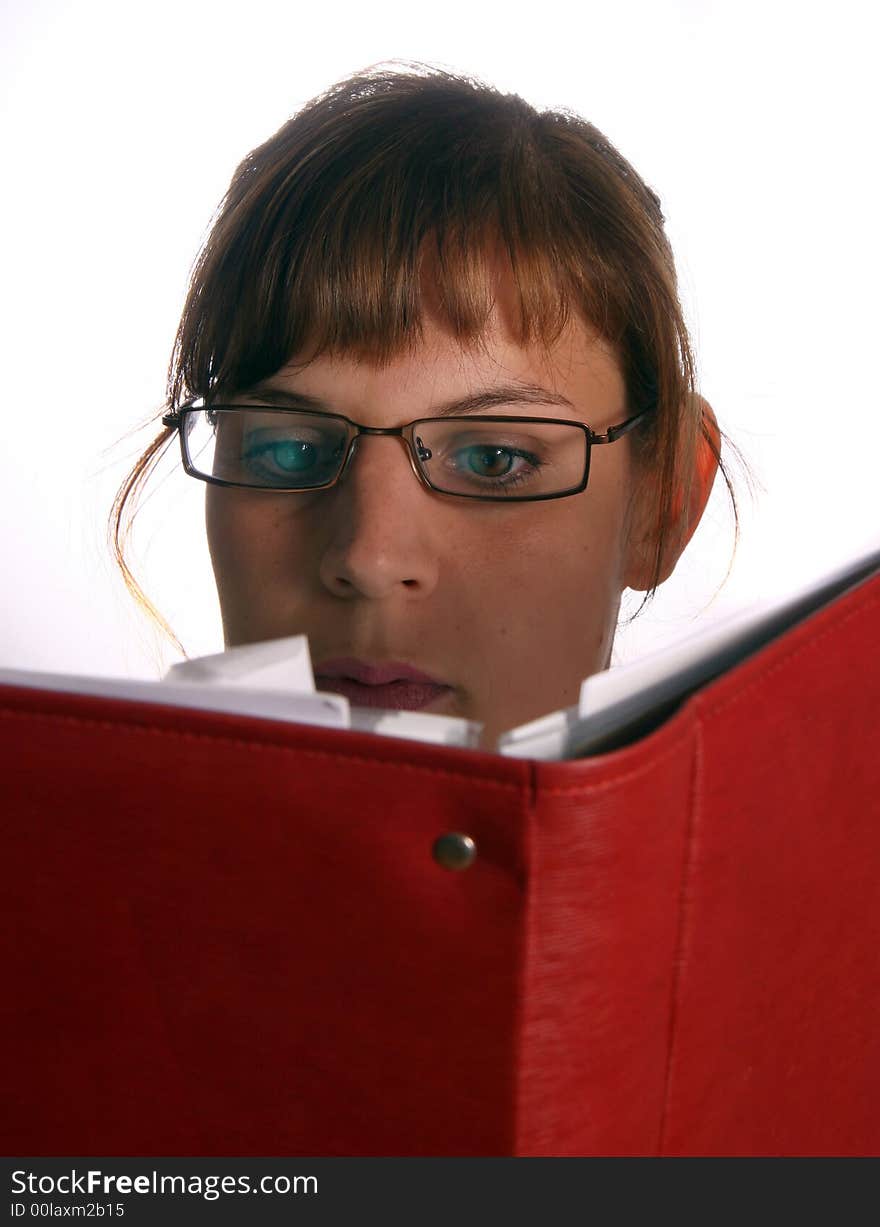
[112,65,742,751]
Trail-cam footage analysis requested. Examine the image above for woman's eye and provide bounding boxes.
[252,439,317,472]
[461,446,517,478]
[447,442,542,488]
[239,431,344,484]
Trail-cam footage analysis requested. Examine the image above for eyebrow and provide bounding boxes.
[237,380,577,418]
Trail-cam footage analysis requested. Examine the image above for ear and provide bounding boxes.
[622,396,720,593]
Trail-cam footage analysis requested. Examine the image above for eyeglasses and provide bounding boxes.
[162,401,655,503]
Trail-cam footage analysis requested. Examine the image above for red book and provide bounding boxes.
[2,560,878,1156]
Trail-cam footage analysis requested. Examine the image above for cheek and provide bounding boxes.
[205,492,314,600]
[507,501,623,593]
[457,512,624,732]
[496,505,625,656]
[206,491,253,582]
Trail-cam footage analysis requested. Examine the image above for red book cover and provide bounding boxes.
[2,568,878,1155]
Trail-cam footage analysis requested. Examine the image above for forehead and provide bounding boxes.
[262,303,626,424]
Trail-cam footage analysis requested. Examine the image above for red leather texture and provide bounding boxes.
[2,571,878,1156]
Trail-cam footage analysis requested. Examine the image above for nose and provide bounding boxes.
[317,434,442,600]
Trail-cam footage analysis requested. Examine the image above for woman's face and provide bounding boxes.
[206,304,654,750]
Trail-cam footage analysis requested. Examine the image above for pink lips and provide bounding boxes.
[314,657,452,711]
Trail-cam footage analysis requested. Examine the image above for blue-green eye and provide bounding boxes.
[263,439,317,472]
[240,432,344,485]
[462,446,516,478]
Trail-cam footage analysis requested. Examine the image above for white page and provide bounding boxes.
[165,636,481,747]
[166,634,316,692]
[0,647,481,749]
[0,666,349,729]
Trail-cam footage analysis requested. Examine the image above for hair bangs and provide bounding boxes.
[168,77,623,406]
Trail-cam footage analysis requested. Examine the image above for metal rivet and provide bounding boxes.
[432,832,477,871]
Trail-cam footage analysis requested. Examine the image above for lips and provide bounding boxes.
[314,657,453,711]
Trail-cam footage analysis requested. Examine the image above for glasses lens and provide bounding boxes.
[412,418,588,499]
[183,408,350,489]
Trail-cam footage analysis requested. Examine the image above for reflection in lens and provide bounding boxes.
[188,409,349,488]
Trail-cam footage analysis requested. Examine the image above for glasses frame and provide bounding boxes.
[162,400,656,503]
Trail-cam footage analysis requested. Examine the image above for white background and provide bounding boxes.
[1,0,877,681]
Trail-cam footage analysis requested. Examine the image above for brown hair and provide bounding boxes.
[110,63,748,653]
